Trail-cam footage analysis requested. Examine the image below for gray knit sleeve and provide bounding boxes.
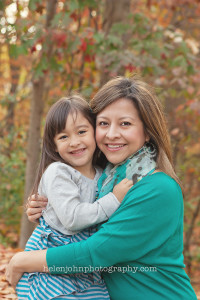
[39,162,120,234]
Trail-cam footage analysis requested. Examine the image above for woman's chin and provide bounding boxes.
[105,153,128,165]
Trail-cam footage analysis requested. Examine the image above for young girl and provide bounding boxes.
[16,95,133,300]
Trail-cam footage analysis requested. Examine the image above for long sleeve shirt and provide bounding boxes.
[46,172,197,300]
[40,162,120,235]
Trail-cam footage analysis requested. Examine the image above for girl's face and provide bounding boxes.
[54,112,96,174]
[96,98,149,165]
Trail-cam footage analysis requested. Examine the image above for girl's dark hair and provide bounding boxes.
[31,95,97,196]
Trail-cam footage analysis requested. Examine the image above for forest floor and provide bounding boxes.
[0,244,200,299]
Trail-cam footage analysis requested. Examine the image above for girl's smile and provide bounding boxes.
[96,98,149,165]
[54,112,96,177]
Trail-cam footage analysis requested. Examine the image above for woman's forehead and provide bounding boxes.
[97,98,138,117]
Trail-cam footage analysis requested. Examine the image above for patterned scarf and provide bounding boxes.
[97,143,157,199]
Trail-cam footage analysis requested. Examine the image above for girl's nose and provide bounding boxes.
[105,124,120,139]
[69,136,80,147]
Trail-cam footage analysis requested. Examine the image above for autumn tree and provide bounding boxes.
[0,1,199,288]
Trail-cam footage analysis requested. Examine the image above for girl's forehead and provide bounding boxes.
[63,111,91,128]
[66,110,88,123]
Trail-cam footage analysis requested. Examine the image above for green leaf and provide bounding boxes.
[69,0,79,12]
[107,34,123,47]
[171,55,187,68]
[68,36,81,53]
[51,12,63,27]
[9,44,28,58]
[9,45,19,58]
[0,0,5,10]
[93,32,104,44]
[82,86,93,97]
[28,0,40,11]
[111,23,131,34]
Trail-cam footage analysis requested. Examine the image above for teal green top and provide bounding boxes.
[46,173,197,300]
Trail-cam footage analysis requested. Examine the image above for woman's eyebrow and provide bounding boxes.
[96,116,108,119]
[97,116,136,121]
[119,116,136,121]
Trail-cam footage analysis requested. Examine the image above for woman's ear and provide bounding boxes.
[145,136,150,142]
[145,132,150,142]
[144,127,150,142]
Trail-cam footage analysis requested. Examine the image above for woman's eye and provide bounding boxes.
[98,121,108,126]
[121,121,131,126]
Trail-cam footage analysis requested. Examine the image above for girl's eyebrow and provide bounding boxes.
[56,124,89,135]
[75,124,90,129]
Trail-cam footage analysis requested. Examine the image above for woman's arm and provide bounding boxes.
[46,174,183,274]
[7,174,182,286]
[6,250,47,288]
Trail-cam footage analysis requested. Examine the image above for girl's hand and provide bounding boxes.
[6,252,24,289]
[26,194,48,223]
[113,178,133,203]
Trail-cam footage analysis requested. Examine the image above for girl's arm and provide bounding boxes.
[27,179,133,224]
[41,162,120,231]
[28,163,133,231]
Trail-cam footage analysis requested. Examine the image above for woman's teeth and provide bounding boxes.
[107,145,124,149]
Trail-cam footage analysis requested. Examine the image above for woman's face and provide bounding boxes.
[96,98,149,165]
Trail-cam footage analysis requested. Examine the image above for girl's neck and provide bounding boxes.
[74,165,96,179]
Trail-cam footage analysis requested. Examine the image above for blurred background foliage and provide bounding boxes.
[0,0,199,288]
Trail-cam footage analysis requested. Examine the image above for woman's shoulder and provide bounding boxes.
[121,172,183,214]
[129,172,183,201]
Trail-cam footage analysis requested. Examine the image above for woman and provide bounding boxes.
[6,77,197,300]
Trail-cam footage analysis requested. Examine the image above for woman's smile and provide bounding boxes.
[105,143,126,151]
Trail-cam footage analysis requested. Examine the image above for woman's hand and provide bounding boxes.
[6,252,25,288]
[6,250,48,288]
[26,194,48,223]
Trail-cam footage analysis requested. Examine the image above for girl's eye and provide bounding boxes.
[59,135,68,140]
[78,130,86,135]
[121,121,131,126]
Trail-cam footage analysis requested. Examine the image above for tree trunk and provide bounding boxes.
[19,0,58,248]
[4,56,20,146]
[19,79,46,247]
[100,0,131,85]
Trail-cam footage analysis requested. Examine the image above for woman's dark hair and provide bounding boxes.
[91,76,181,186]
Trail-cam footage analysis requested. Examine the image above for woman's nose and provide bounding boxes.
[106,125,120,139]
